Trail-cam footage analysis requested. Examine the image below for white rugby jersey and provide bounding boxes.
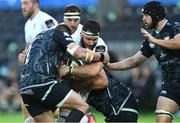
[92,37,108,52]
[70,24,108,100]
[24,11,58,47]
[71,24,83,45]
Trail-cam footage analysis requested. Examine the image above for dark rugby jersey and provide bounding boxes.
[19,29,74,90]
[140,21,180,84]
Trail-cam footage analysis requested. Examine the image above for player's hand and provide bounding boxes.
[102,52,110,64]
[18,52,27,64]
[140,28,156,43]
[59,64,69,78]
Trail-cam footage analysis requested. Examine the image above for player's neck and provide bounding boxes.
[155,18,167,33]
[30,8,40,20]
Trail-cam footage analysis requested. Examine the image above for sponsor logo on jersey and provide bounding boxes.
[45,19,55,28]
[149,43,155,48]
[164,36,169,40]
[161,90,167,95]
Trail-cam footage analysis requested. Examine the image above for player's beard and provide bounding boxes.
[27,10,34,19]
[144,21,154,30]
[23,7,34,19]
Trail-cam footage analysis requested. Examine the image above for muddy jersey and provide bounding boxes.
[20,29,74,90]
[140,21,180,84]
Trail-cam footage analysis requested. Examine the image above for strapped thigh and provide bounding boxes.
[155,110,174,120]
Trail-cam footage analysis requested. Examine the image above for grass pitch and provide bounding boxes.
[0,111,180,122]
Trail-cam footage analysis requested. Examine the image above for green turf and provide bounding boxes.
[0,111,180,122]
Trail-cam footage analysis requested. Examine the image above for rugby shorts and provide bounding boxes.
[21,80,72,117]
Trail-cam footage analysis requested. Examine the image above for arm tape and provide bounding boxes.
[85,49,95,62]
[67,43,79,55]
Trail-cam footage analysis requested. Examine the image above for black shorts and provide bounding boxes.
[21,80,71,117]
[87,89,139,122]
[160,83,180,106]
[105,93,139,122]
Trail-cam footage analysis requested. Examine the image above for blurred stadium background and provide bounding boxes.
[0,0,180,122]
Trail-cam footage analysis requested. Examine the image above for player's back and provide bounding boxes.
[20,29,67,90]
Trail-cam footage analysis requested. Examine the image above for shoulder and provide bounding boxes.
[97,37,107,46]
[165,21,179,30]
[39,11,55,20]
[97,37,105,43]
[39,11,58,27]
[95,37,108,52]
[74,24,83,34]
[166,21,180,36]
[172,22,180,31]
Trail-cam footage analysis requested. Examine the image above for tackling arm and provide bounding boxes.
[60,62,104,78]
[106,51,147,70]
[67,43,109,64]
[59,62,108,91]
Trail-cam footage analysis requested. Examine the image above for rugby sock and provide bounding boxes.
[24,117,33,123]
[65,108,85,122]
[80,115,88,123]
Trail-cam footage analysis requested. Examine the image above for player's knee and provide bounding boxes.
[155,110,173,122]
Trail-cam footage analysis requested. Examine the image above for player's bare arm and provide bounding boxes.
[141,28,180,49]
[106,51,147,70]
[59,62,108,90]
[59,62,104,78]
[67,43,110,64]
[74,47,109,63]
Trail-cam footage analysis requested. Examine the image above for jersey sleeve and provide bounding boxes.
[173,22,180,36]
[41,13,58,30]
[140,40,153,58]
[53,29,75,49]
[44,19,57,29]
[94,37,108,52]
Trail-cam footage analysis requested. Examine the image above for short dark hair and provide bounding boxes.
[82,20,100,36]
[64,4,81,14]
[56,24,72,35]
